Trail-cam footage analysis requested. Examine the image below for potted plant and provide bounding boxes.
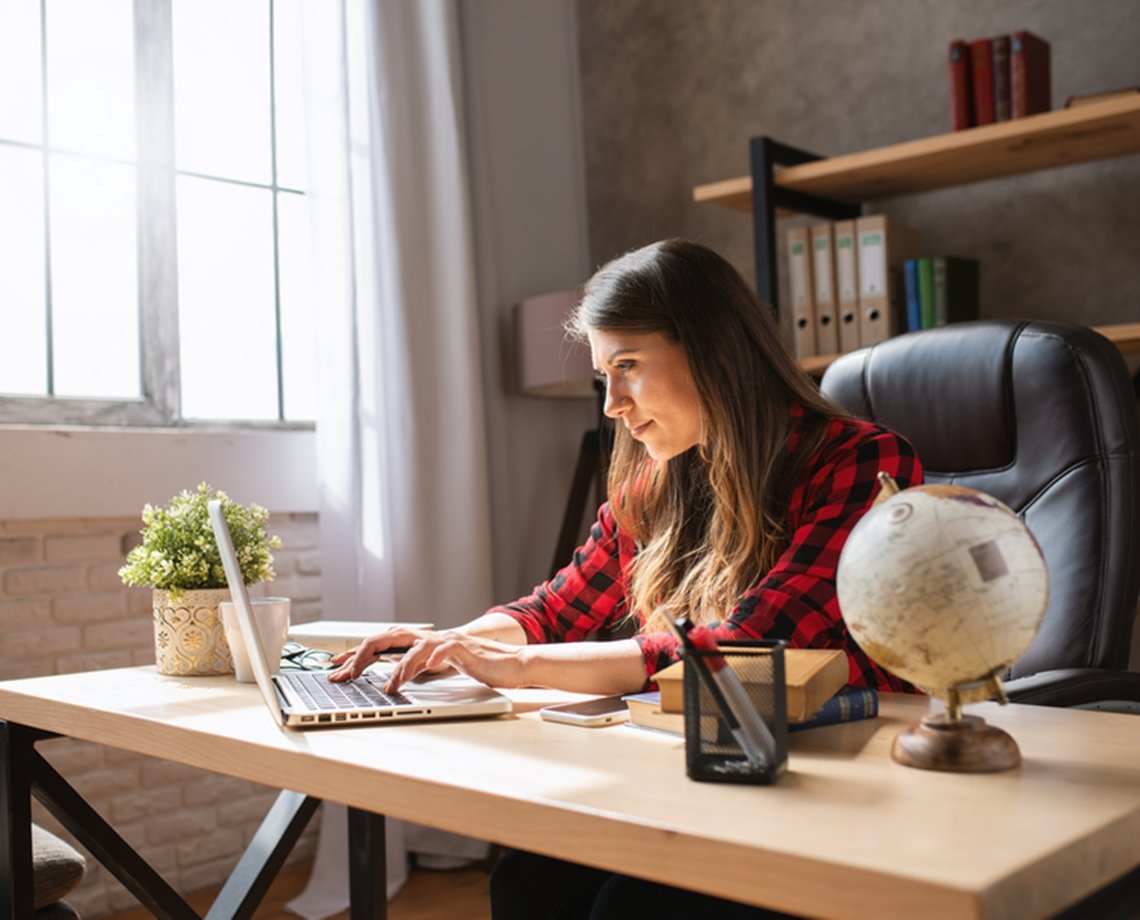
[120,483,282,676]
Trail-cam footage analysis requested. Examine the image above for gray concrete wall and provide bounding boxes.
[576,0,1140,331]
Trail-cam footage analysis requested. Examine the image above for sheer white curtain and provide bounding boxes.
[289,1,495,915]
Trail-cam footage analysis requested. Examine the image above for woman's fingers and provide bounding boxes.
[385,634,525,692]
[327,628,426,682]
[330,630,526,690]
[381,636,442,689]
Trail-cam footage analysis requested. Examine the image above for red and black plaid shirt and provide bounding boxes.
[491,408,923,692]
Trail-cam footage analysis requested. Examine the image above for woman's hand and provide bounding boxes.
[328,619,650,696]
[328,628,529,693]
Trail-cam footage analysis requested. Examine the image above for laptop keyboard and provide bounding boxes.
[281,671,414,711]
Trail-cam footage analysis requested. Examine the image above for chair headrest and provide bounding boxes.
[820,321,1016,471]
[824,323,1018,473]
[820,320,1134,485]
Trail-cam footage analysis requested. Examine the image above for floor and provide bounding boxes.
[102,860,492,920]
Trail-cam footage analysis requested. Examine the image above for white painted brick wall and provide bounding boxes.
[0,512,323,918]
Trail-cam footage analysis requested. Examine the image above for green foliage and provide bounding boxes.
[119,483,282,599]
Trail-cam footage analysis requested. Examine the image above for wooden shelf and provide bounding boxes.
[695,98,1140,372]
[694,95,1140,214]
[799,322,1140,376]
[1098,321,1140,356]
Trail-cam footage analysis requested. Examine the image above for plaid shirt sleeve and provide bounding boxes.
[488,502,633,643]
[636,416,923,691]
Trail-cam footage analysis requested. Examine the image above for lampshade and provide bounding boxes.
[514,289,595,398]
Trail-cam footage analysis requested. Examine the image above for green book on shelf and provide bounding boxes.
[917,257,935,329]
[932,256,980,326]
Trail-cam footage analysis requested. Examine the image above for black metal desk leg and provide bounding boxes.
[205,790,320,920]
[31,748,197,918]
[0,721,36,920]
[348,807,386,919]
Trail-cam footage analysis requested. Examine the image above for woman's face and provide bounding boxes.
[588,328,704,462]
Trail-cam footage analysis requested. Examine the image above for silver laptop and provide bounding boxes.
[207,500,513,729]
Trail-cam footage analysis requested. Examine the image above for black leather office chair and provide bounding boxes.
[820,320,1140,709]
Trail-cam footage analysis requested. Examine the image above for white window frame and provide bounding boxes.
[0,0,318,517]
[0,0,313,431]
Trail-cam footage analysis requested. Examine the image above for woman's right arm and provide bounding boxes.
[487,502,633,644]
[455,611,529,644]
[328,613,648,694]
[329,503,642,691]
[326,612,525,682]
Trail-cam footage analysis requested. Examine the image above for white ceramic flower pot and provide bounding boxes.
[152,588,235,676]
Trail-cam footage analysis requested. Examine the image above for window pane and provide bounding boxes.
[177,175,278,420]
[0,145,47,395]
[274,0,308,191]
[277,191,315,420]
[49,153,140,398]
[173,0,271,184]
[46,0,135,161]
[0,0,43,144]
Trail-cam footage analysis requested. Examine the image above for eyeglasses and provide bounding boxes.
[279,641,335,672]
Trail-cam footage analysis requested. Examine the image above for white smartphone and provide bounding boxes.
[539,695,630,727]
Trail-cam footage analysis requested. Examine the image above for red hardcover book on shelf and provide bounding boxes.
[969,37,995,124]
[948,39,973,130]
[1011,30,1051,117]
[991,34,1011,121]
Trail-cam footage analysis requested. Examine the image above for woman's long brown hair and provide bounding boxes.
[569,239,843,631]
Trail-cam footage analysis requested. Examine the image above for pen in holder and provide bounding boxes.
[671,618,788,784]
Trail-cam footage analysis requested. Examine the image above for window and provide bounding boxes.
[0,0,319,426]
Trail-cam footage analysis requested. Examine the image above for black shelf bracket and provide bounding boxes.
[749,136,861,313]
[551,381,612,579]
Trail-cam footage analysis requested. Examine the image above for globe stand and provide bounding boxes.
[891,684,1021,773]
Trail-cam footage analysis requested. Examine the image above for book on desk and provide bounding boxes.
[624,685,878,737]
[652,647,849,719]
[626,648,875,736]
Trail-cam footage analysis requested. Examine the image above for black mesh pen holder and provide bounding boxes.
[682,640,788,784]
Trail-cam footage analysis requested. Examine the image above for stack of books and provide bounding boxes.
[902,256,980,332]
[786,215,920,358]
[949,31,1050,131]
[624,648,880,738]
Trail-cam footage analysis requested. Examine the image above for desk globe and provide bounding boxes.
[836,476,1048,772]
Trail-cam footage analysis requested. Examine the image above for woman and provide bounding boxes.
[330,239,922,918]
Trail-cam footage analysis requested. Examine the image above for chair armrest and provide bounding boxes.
[1005,668,1140,710]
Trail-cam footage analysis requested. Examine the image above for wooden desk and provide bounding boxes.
[1,667,1139,919]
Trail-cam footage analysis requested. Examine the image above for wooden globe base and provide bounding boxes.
[891,713,1021,772]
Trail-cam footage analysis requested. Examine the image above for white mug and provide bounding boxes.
[219,597,291,683]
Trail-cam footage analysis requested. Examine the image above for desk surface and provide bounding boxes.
[1,667,1138,920]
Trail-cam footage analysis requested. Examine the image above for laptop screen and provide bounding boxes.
[208,499,286,726]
